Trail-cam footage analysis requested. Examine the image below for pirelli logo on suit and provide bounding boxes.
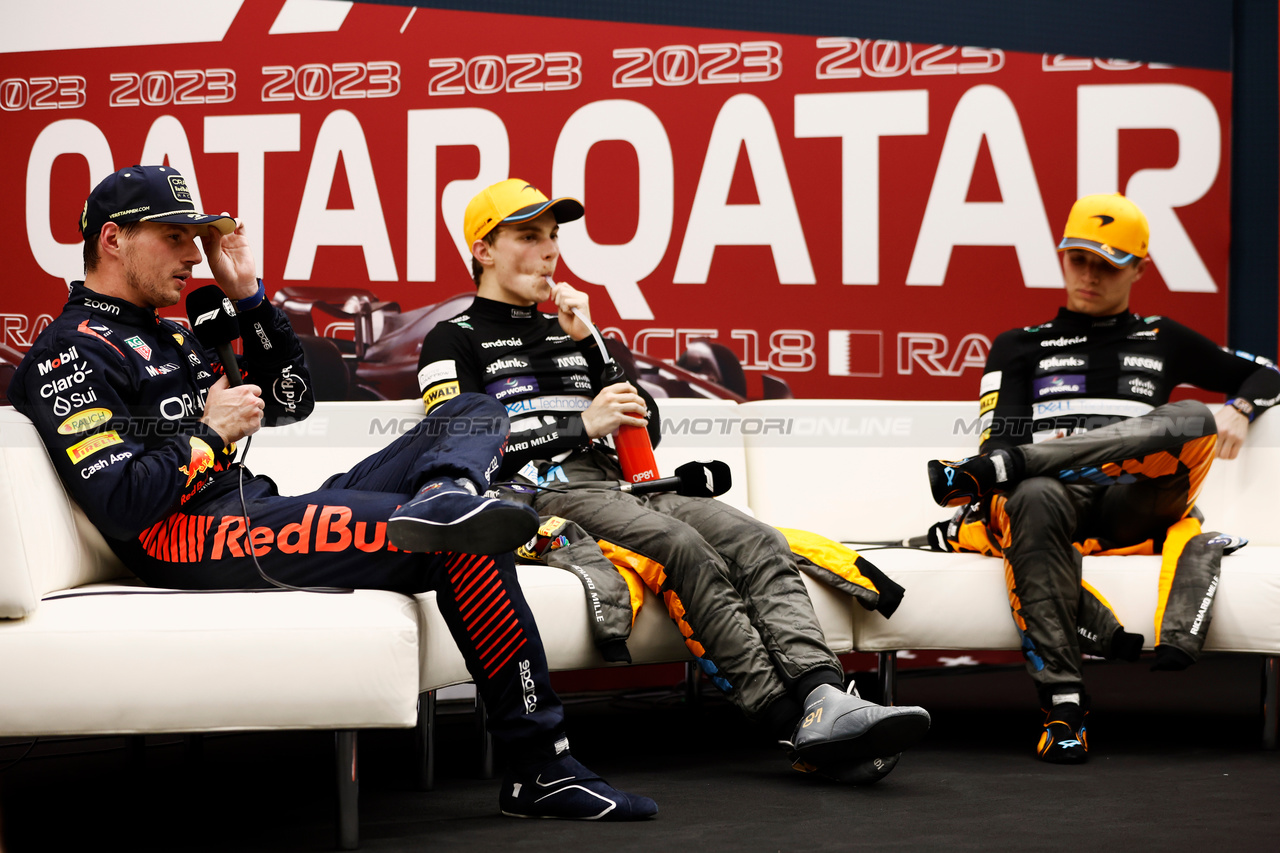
[66,429,123,462]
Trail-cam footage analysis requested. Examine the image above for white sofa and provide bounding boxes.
[3,396,1276,848]
[0,398,851,848]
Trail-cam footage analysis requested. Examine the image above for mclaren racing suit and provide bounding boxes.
[949,307,1279,697]
[9,283,570,765]
[418,296,851,728]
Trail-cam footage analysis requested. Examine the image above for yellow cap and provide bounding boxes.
[463,179,584,246]
[1057,193,1149,267]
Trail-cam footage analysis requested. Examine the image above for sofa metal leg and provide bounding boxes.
[1264,656,1278,750]
[415,691,436,791]
[476,695,495,779]
[334,730,359,851]
[878,651,898,706]
[684,661,701,707]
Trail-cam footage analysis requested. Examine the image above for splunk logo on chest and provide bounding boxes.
[486,356,531,375]
[1036,354,1087,374]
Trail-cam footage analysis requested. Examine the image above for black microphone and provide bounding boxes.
[615,460,732,497]
[186,285,243,386]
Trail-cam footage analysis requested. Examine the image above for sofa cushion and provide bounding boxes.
[851,546,1280,656]
[740,400,975,542]
[1194,404,1280,545]
[0,585,421,735]
[0,408,128,618]
[741,399,1273,547]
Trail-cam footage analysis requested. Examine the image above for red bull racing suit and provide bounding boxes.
[418,296,858,733]
[945,307,1280,699]
[9,284,570,765]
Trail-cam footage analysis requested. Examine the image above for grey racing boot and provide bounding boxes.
[782,684,930,780]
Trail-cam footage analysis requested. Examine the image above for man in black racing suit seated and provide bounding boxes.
[417,177,933,785]
[9,165,656,821]
[924,192,1280,763]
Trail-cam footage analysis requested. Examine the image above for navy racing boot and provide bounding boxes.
[500,754,658,820]
[387,477,539,555]
[782,684,930,780]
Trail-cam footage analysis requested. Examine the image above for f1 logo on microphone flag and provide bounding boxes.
[828,331,883,377]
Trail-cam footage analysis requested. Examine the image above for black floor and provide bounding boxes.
[2,654,1277,852]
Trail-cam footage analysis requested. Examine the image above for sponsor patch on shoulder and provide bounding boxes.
[67,430,122,463]
[418,359,458,391]
[424,381,460,409]
[57,407,113,435]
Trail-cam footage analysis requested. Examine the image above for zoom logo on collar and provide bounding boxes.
[82,298,120,315]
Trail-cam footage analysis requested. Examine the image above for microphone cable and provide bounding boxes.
[45,405,354,602]
[233,433,352,595]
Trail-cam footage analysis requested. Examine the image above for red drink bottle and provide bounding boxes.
[600,362,659,484]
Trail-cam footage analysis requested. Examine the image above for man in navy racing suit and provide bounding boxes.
[9,165,655,821]
[417,178,932,785]
[925,193,1280,763]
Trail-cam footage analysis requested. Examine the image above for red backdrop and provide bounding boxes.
[0,1,1233,400]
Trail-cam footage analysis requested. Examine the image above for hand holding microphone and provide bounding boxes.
[201,375,265,444]
[187,284,263,443]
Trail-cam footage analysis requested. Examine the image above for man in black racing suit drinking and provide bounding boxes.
[418,178,932,785]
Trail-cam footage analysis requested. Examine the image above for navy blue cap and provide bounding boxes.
[80,165,235,240]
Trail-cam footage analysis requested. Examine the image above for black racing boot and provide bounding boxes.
[1036,697,1088,764]
[927,448,1023,507]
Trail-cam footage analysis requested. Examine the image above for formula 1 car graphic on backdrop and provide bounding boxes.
[0,343,23,406]
[270,286,794,403]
